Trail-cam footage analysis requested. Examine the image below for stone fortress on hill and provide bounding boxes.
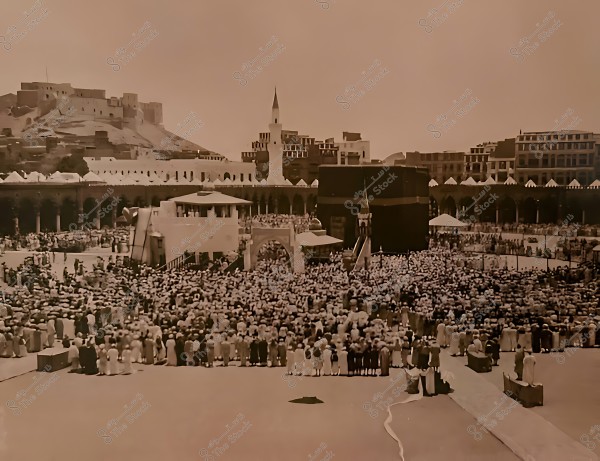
[15,81,163,127]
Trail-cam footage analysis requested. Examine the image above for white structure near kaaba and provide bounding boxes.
[130,188,251,267]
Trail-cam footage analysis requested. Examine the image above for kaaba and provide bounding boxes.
[317,165,429,253]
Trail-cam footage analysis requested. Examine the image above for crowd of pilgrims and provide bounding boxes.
[0,247,599,377]
[0,229,130,253]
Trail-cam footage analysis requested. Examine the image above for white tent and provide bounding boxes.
[4,171,25,183]
[311,179,319,187]
[212,178,223,185]
[428,179,438,187]
[545,179,559,188]
[82,171,105,183]
[589,179,600,189]
[296,179,308,186]
[296,231,343,247]
[284,179,293,186]
[25,171,46,182]
[444,177,457,185]
[460,177,477,186]
[525,179,537,188]
[47,172,81,183]
[483,176,496,185]
[428,213,468,227]
[568,179,582,188]
[504,176,517,185]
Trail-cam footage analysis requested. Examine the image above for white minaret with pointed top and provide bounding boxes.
[267,87,285,185]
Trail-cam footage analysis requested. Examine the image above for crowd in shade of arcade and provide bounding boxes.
[0,236,598,384]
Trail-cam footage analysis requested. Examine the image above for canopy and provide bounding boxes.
[429,213,468,227]
[296,231,342,247]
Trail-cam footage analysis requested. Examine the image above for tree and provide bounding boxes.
[54,154,89,175]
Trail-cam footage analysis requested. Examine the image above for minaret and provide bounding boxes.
[267,87,285,185]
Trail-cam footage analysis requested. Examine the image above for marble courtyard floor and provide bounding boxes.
[1,349,598,461]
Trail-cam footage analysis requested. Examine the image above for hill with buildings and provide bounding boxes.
[0,81,218,174]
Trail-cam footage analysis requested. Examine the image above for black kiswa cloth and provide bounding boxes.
[289,396,324,404]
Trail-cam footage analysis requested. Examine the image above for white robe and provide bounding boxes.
[436,323,446,347]
[122,349,132,374]
[338,351,348,376]
[449,332,460,355]
[294,348,305,375]
[322,348,332,376]
[107,348,119,375]
[166,339,177,366]
[523,355,536,385]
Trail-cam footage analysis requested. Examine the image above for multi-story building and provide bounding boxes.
[515,130,597,186]
[487,138,516,183]
[465,141,497,181]
[241,91,370,184]
[400,151,465,184]
[335,132,370,165]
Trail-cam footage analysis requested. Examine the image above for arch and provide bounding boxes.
[83,197,98,227]
[292,194,304,215]
[498,197,516,224]
[307,194,317,215]
[250,193,259,216]
[60,198,77,231]
[457,197,472,220]
[249,228,294,269]
[40,198,58,232]
[224,172,231,180]
[539,196,558,224]
[440,196,456,217]
[0,198,16,235]
[429,197,439,219]
[278,193,291,215]
[18,198,35,234]
[521,198,537,224]
[258,195,267,215]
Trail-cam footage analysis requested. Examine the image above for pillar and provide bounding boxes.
[274,198,279,214]
[289,202,293,215]
[96,209,101,230]
[303,199,307,216]
[35,209,41,233]
[78,206,84,229]
[535,205,540,224]
[111,208,117,229]
[495,205,500,225]
[515,204,519,224]
[582,209,586,225]
[56,211,61,232]
[14,216,19,235]
[266,201,269,214]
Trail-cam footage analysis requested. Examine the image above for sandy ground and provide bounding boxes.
[476,348,600,457]
[0,363,524,461]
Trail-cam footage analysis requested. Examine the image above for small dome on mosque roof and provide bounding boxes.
[308,217,323,231]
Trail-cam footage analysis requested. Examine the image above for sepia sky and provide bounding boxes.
[1,0,599,160]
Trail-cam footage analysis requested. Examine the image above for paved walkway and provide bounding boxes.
[440,349,597,461]
[0,347,64,382]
